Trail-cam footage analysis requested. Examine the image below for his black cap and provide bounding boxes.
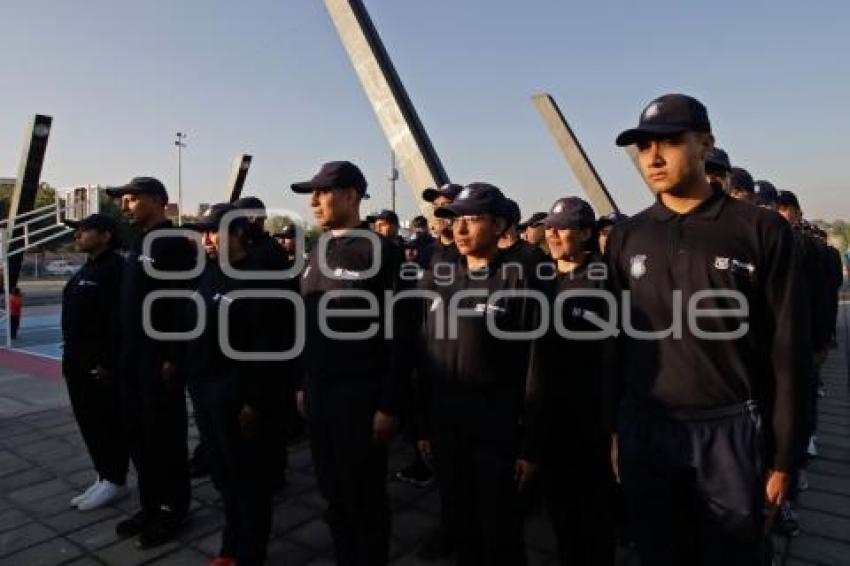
[729,167,755,193]
[233,196,267,217]
[410,215,429,231]
[273,224,297,239]
[422,183,464,203]
[64,213,119,234]
[616,94,711,147]
[291,161,368,197]
[105,176,169,203]
[543,197,595,230]
[776,190,801,210]
[518,212,548,231]
[706,147,731,173]
[434,183,507,218]
[184,203,246,232]
[596,211,629,229]
[753,180,778,206]
[373,209,399,225]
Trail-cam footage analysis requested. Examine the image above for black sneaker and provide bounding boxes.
[416,526,454,561]
[395,459,434,487]
[773,502,800,538]
[115,511,150,538]
[135,511,186,549]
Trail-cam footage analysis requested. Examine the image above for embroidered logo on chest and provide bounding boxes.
[629,255,647,280]
[713,257,730,270]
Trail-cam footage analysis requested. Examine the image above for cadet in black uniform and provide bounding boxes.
[106,177,196,548]
[422,183,464,267]
[416,183,542,566]
[535,196,614,565]
[728,167,756,203]
[62,214,129,511]
[291,161,403,566]
[183,203,280,566]
[596,211,628,256]
[498,198,550,273]
[753,179,779,210]
[519,212,549,256]
[705,146,731,192]
[234,196,302,481]
[608,95,805,565]
[273,224,299,266]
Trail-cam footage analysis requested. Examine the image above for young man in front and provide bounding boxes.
[607,94,806,565]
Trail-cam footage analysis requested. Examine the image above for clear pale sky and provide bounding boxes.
[1,0,848,224]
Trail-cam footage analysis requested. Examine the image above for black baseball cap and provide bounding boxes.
[291,161,369,197]
[233,196,267,217]
[776,190,801,210]
[373,209,399,225]
[706,147,731,173]
[754,180,778,206]
[411,215,429,230]
[434,183,508,218]
[273,224,297,239]
[105,176,169,203]
[543,197,595,230]
[64,212,118,232]
[596,211,629,229]
[616,94,711,147]
[184,203,247,232]
[729,167,755,193]
[518,212,548,231]
[422,183,464,203]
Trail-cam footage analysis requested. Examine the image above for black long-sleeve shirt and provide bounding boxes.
[299,223,405,414]
[61,250,123,373]
[119,220,197,369]
[416,251,544,461]
[605,189,805,471]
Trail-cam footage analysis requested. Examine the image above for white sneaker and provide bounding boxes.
[807,436,818,458]
[77,480,128,511]
[70,478,102,507]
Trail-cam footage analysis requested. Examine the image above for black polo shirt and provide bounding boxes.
[299,223,404,414]
[416,253,544,460]
[606,189,805,471]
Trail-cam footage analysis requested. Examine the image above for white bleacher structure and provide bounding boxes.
[0,186,99,348]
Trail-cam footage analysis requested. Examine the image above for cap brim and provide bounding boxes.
[542,214,589,230]
[290,181,321,194]
[63,219,83,229]
[434,201,489,218]
[421,188,440,202]
[615,124,689,147]
[104,185,139,197]
[183,222,218,232]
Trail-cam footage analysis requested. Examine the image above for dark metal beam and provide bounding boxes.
[226,153,253,202]
[6,114,52,289]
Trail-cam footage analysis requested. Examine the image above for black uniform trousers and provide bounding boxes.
[431,390,526,566]
[542,407,614,566]
[190,377,273,565]
[618,401,766,566]
[305,376,390,566]
[63,357,129,485]
[120,353,190,519]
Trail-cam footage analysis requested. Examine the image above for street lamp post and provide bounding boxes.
[388,150,398,212]
[174,132,187,225]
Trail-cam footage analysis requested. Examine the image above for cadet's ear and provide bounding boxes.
[698,132,715,161]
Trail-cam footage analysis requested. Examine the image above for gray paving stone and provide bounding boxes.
[271,499,322,536]
[65,518,122,550]
[190,531,218,557]
[144,547,209,565]
[0,522,55,557]
[41,505,121,535]
[796,506,850,543]
[176,505,225,542]
[786,533,850,565]
[0,451,30,478]
[0,467,52,492]
[0,536,82,566]
[0,508,31,534]
[94,537,180,566]
[287,518,333,552]
[16,438,77,463]
[7,478,70,504]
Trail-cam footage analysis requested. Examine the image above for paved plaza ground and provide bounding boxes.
[0,306,847,565]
